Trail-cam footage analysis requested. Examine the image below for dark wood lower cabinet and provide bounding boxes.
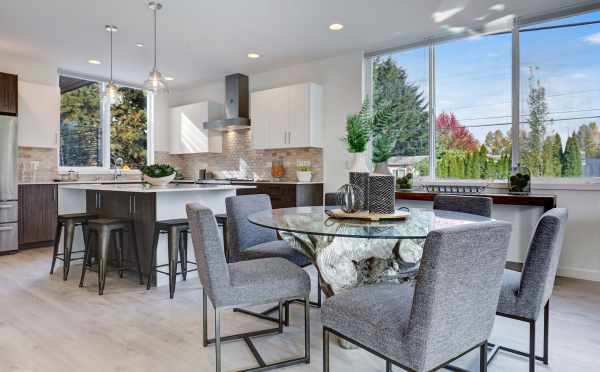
[18,184,58,248]
[233,182,323,208]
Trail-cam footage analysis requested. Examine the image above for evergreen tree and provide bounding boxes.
[576,122,600,158]
[110,87,148,168]
[479,145,489,179]
[521,67,549,176]
[372,57,429,157]
[563,133,583,177]
[541,134,563,177]
[484,129,510,156]
[471,150,481,179]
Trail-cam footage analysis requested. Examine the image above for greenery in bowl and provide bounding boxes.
[297,165,313,172]
[140,164,177,178]
[396,173,413,190]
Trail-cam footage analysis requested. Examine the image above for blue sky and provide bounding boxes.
[387,10,600,149]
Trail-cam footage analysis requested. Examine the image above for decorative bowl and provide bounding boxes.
[143,173,175,187]
[297,171,313,182]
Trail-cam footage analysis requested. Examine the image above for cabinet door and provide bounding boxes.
[288,84,311,148]
[19,184,57,246]
[0,73,17,116]
[250,90,270,150]
[267,87,290,149]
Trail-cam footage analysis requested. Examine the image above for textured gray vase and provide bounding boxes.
[373,162,392,175]
[349,172,369,210]
[368,174,395,214]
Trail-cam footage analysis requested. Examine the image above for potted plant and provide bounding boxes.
[140,164,177,186]
[396,173,413,190]
[296,165,313,182]
[342,99,371,172]
[371,102,397,175]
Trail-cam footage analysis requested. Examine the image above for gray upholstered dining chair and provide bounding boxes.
[433,194,493,218]
[186,203,311,372]
[322,221,512,372]
[489,208,568,372]
[324,192,337,206]
[226,194,320,324]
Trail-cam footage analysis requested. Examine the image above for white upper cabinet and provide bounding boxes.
[250,83,323,149]
[169,101,223,154]
[17,81,60,148]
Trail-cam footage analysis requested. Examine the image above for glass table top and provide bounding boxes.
[248,206,494,240]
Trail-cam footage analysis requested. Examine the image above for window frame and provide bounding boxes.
[57,71,154,174]
[364,2,600,185]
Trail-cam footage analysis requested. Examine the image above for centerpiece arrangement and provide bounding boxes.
[140,163,179,186]
[296,164,313,182]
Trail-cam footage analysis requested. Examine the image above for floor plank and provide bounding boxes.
[0,247,598,372]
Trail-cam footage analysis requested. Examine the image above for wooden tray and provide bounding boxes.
[325,209,409,221]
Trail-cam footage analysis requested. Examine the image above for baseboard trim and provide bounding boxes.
[557,266,600,282]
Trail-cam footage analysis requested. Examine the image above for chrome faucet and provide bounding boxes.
[114,158,124,182]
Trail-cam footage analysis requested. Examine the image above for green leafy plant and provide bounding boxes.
[396,173,413,189]
[139,164,177,178]
[342,98,371,153]
[372,134,396,163]
[371,102,398,163]
[297,165,313,172]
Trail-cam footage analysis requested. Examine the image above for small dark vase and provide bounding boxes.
[368,174,395,214]
[349,172,369,210]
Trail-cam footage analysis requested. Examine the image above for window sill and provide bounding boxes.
[415,178,600,192]
[58,167,142,175]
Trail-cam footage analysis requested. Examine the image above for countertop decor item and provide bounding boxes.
[271,158,286,179]
[422,183,488,193]
[508,164,531,195]
[336,183,363,213]
[349,172,369,210]
[396,173,413,190]
[296,165,313,182]
[368,174,395,214]
[140,163,177,186]
[325,208,409,221]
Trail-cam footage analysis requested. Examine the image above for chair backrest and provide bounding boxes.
[225,194,277,261]
[406,221,511,371]
[433,194,493,218]
[324,192,337,206]
[186,203,230,305]
[518,208,568,318]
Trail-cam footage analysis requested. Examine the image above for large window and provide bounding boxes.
[367,7,600,182]
[372,47,430,177]
[59,75,151,170]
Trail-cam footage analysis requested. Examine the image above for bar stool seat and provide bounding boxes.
[147,218,197,299]
[79,218,144,295]
[50,212,97,281]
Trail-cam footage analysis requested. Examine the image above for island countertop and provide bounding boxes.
[60,183,256,193]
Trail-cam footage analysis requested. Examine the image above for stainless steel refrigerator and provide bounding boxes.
[0,115,18,253]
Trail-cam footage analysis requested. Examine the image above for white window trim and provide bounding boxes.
[364,1,600,188]
[57,72,154,173]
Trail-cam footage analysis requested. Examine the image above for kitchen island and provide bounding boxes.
[58,183,255,286]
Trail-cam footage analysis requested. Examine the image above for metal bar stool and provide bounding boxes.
[146,219,197,299]
[50,213,97,280]
[79,218,144,295]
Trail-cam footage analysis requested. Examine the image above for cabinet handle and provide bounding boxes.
[98,193,102,209]
[95,193,98,209]
[129,196,132,214]
[53,186,57,201]
[0,226,13,231]
[133,196,136,214]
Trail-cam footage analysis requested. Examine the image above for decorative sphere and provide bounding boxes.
[336,184,364,213]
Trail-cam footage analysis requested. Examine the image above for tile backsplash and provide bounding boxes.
[160,130,323,181]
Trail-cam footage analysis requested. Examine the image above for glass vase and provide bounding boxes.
[508,164,531,195]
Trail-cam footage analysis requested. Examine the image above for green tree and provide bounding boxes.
[542,134,562,177]
[484,129,510,156]
[479,145,489,179]
[563,133,583,177]
[576,122,600,158]
[521,68,549,176]
[372,57,429,157]
[110,87,148,168]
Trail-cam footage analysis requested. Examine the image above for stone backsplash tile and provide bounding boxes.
[18,147,58,183]
[157,130,323,182]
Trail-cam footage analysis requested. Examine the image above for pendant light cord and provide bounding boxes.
[153,8,158,70]
[109,27,113,81]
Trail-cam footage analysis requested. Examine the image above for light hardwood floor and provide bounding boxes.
[1,247,599,372]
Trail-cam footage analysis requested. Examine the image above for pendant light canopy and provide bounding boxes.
[104,24,122,104]
[144,1,169,94]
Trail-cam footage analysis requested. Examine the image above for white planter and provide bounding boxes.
[143,173,176,187]
[350,152,370,173]
[297,171,313,182]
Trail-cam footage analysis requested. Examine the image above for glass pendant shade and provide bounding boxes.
[103,24,122,104]
[106,81,121,105]
[145,2,168,94]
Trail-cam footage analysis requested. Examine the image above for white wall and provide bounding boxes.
[0,52,60,148]
[159,51,365,192]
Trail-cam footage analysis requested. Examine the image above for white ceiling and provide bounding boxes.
[0,0,586,89]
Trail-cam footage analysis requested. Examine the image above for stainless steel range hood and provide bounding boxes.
[204,73,251,131]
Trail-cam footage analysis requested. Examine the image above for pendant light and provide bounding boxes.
[104,24,122,104]
[144,1,169,94]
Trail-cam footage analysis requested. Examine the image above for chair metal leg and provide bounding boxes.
[323,328,330,372]
[481,342,488,372]
[62,221,75,281]
[543,300,549,365]
[50,222,62,274]
[179,230,188,281]
[129,223,144,285]
[529,321,535,372]
[386,360,392,372]
[215,307,222,372]
[305,296,310,363]
[97,229,110,296]
[167,226,178,299]
[147,227,160,290]
[203,289,209,347]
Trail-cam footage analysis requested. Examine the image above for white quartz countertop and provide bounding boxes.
[60,183,256,193]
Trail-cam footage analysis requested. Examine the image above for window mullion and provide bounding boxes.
[101,83,111,169]
[511,19,520,169]
[428,41,437,180]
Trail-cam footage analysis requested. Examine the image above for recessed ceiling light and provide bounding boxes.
[164,76,175,81]
[329,23,344,31]
[247,53,260,59]
[88,59,101,65]
[136,43,144,48]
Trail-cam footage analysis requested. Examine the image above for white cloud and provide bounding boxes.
[570,73,588,80]
[584,32,600,44]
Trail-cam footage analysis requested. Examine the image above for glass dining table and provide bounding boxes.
[248,206,494,297]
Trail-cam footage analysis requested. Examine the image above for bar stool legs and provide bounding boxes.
[178,230,188,281]
[167,226,179,299]
[50,223,62,275]
[51,215,92,281]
